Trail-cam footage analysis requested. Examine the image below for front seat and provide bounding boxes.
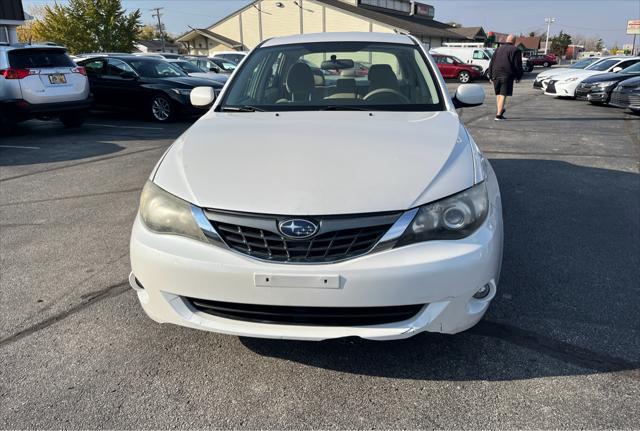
[286,62,315,102]
[368,64,399,91]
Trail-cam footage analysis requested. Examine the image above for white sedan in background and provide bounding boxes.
[544,56,640,97]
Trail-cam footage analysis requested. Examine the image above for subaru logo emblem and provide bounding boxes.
[278,219,318,239]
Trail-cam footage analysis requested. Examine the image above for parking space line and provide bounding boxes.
[86,123,164,130]
[0,145,41,150]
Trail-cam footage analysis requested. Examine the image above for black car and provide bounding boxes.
[77,56,223,122]
[608,76,640,114]
[576,62,640,104]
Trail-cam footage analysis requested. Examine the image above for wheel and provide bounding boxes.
[543,61,550,67]
[59,111,86,128]
[457,71,471,83]
[149,94,174,122]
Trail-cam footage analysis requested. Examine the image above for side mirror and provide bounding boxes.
[190,86,216,107]
[209,66,221,73]
[452,84,485,108]
[611,66,623,73]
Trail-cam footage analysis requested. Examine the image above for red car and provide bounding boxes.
[431,54,483,83]
[526,54,557,67]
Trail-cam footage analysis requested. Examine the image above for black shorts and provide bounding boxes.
[493,77,515,96]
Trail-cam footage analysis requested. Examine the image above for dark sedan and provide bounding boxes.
[77,56,223,122]
[576,62,640,104]
[609,76,640,113]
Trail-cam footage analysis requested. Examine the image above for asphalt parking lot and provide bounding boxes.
[1,75,639,428]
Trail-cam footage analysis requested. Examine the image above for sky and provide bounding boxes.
[22,0,640,48]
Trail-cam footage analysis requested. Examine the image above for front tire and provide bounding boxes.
[458,71,471,83]
[149,94,174,122]
[60,111,86,128]
[543,61,550,68]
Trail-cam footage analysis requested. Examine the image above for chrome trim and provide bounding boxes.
[191,205,227,248]
[370,208,419,253]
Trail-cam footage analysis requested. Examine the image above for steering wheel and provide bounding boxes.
[363,88,410,104]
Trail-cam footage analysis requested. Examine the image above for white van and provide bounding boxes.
[431,45,493,77]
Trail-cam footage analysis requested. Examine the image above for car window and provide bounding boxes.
[8,48,75,68]
[473,50,488,60]
[128,59,186,78]
[175,61,204,74]
[621,62,640,74]
[588,59,620,71]
[616,59,640,71]
[83,59,105,76]
[105,58,135,77]
[212,59,237,71]
[571,58,599,69]
[221,41,442,112]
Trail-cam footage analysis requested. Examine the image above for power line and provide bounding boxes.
[150,6,166,52]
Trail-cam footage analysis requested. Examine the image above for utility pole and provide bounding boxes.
[544,17,555,54]
[151,7,166,52]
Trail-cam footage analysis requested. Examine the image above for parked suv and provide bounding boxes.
[129,32,503,341]
[0,44,90,132]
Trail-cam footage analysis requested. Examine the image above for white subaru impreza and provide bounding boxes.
[129,32,503,341]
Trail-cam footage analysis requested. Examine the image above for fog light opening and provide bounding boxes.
[473,283,491,299]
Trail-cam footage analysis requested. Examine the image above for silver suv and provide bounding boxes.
[0,44,91,132]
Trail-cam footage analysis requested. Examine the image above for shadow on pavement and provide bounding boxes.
[241,159,640,381]
[0,112,192,167]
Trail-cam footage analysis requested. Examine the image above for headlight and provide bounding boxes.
[171,88,192,96]
[563,77,580,82]
[596,80,618,88]
[139,181,207,242]
[395,182,489,247]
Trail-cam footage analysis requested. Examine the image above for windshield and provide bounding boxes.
[212,58,237,71]
[621,62,640,74]
[175,60,205,74]
[570,57,599,69]
[586,59,620,71]
[129,59,187,78]
[220,41,443,112]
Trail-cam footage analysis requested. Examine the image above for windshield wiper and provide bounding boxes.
[320,105,372,111]
[221,106,266,112]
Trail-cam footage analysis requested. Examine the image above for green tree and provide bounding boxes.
[550,30,572,56]
[31,0,141,54]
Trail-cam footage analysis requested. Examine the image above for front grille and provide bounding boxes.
[533,79,543,89]
[186,298,425,326]
[546,80,557,94]
[575,85,591,100]
[206,210,399,263]
[610,89,640,108]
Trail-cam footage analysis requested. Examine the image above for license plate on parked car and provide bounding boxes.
[48,73,67,84]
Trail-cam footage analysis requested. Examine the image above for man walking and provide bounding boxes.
[487,34,524,121]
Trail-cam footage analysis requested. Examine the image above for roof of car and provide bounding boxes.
[261,32,415,48]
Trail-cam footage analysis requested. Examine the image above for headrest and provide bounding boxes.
[286,62,315,95]
[368,64,399,90]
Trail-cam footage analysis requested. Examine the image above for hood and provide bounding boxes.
[189,72,229,84]
[153,111,474,215]
[583,72,639,84]
[618,76,640,88]
[158,76,224,88]
[538,68,572,79]
[556,70,602,81]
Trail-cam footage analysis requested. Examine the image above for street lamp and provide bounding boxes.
[544,17,556,54]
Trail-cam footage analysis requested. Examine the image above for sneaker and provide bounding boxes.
[494,115,505,121]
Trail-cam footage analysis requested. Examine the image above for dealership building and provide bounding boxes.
[177,0,483,55]
[0,0,26,44]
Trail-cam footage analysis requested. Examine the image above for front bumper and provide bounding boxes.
[545,80,578,97]
[586,90,610,103]
[129,173,503,341]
